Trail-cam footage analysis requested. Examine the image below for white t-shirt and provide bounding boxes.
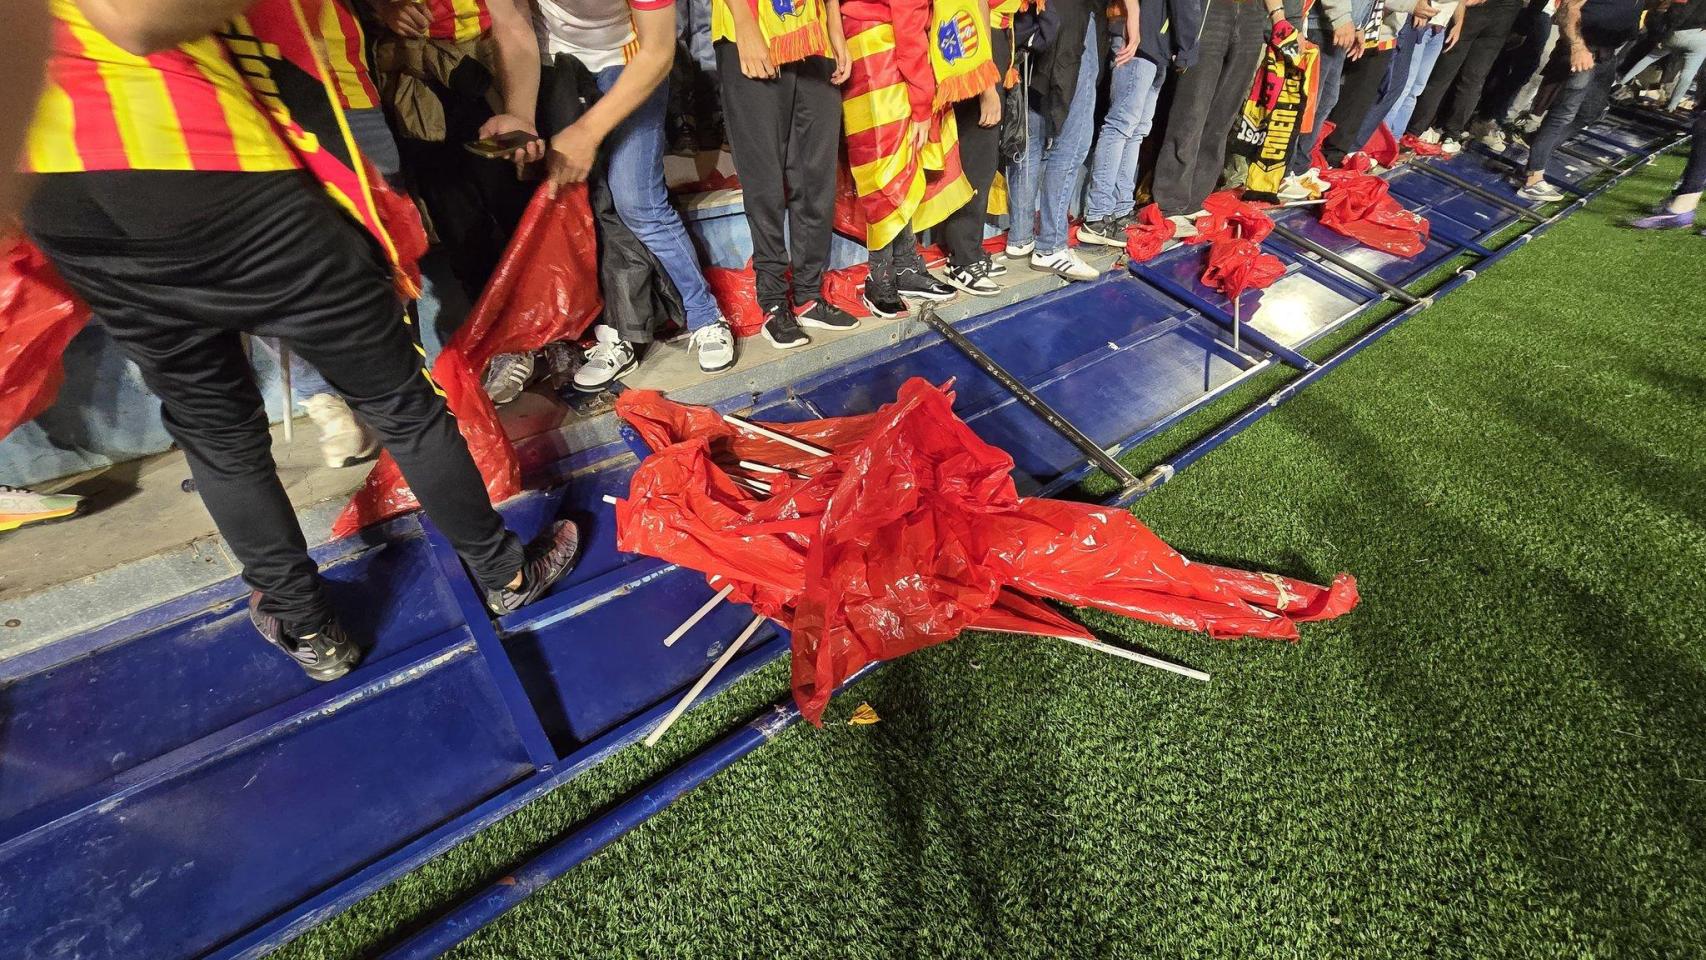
[535,0,674,73]
[1427,0,1459,27]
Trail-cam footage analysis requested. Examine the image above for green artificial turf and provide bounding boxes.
[274,154,1706,960]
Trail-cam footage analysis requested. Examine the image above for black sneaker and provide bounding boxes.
[1077,217,1125,247]
[861,291,908,318]
[983,255,1007,278]
[944,260,1000,296]
[249,593,362,682]
[895,267,956,302]
[795,299,861,331]
[762,303,811,348]
[485,519,583,617]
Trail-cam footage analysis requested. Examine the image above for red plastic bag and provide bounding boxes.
[1125,204,1173,263]
[1318,165,1430,257]
[704,261,874,339]
[1307,120,1403,173]
[1183,193,1286,299]
[0,239,91,441]
[614,379,1359,724]
[334,183,602,536]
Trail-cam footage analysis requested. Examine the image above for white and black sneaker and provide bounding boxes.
[1004,238,1035,260]
[861,291,908,318]
[983,255,1007,277]
[572,325,639,393]
[1030,247,1099,281]
[689,320,737,373]
[895,267,956,302]
[1077,217,1126,247]
[762,303,811,348]
[484,520,583,618]
[944,260,1001,296]
[249,593,362,682]
[1517,179,1566,202]
[796,299,861,330]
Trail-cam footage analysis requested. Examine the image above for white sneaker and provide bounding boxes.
[1277,176,1314,203]
[1439,136,1464,156]
[572,325,639,393]
[689,320,736,374]
[1004,238,1035,259]
[0,485,84,532]
[1479,127,1509,152]
[1030,247,1099,282]
[1518,179,1566,202]
[1298,168,1332,194]
[303,393,379,469]
[1167,215,1200,239]
[483,352,535,404]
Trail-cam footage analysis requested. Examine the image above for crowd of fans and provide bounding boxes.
[2,0,1702,673]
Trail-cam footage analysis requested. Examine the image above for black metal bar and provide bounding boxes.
[1411,161,1547,223]
[917,306,1144,492]
[1267,223,1423,305]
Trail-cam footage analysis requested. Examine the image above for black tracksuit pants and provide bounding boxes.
[939,27,1012,269]
[1407,0,1523,137]
[714,46,841,311]
[1321,46,1398,165]
[25,170,525,636]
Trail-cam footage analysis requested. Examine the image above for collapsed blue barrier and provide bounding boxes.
[0,107,1688,960]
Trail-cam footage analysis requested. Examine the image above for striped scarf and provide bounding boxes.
[752,0,833,65]
[928,0,1000,108]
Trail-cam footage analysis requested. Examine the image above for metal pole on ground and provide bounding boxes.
[1267,223,1422,305]
[277,340,293,444]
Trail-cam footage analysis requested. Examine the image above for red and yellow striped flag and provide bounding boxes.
[424,0,493,42]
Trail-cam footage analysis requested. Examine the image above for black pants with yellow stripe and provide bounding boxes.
[26,170,524,637]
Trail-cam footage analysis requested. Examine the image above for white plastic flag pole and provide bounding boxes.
[662,584,736,648]
[1231,221,1242,355]
[722,414,832,458]
[1051,634,1210,682]
[646,614,767,747]
[278,340,294,444]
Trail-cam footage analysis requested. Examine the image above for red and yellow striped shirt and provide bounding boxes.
[25,0,295,174]
[425,0,494,42]
[313,0,381,111]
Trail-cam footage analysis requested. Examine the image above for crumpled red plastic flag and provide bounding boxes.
[704,260,873,338]
[1318,162,1431,258]
[334,183,603,536]
[1307,120,1402,174]
[834,162,867,243]
[614,379,1358,724]
[1188,193,1286,299]
[1125,203,1173,263]
[0,238,91,441]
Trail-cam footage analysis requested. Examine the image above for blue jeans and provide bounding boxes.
[1381,23,1448,140]
[1085,54,1164,220]
[596,65,720,330]
[1007,16,1101,254]
[677,0,717,75]
[1291,30,1347,172]
[252,338,336,402]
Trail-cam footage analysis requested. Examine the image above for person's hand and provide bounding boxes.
[1333,21,1359,51]
[910,121,928,154]
[376,0,431,38]
[978,85,1001,127]
[1445,20,1462,49]
[734,21,777,78]
[545,120,601,195]
[1413,0,1439,19]
[829,29,851,83]
[1115,10,1140,66]
[1569,41,1595,72]
[478,112,545,172]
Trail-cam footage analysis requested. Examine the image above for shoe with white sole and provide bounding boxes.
[1077,217,1126,246]
[483,351,534,405]
[572,325,639,393]
[1478,127,1508,152]
[689,320,737,373]
[303,393,379,469]
[1277,175,1314,203]
[1439,136,1464,156]
[1030,247,1099,281]
[1004,238,1035,259]
[895,267,957,302]
[796,299,861,330]
[983,255,1007,277]
[0,485,84,532]
[1517,179,1566,202]
[761,304,810,348]
[861,291,908,318]
[1168,215,1200,239]
[944,260,1001,296]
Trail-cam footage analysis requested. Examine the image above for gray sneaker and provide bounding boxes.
[1077,217,1126,247]
[573,325,639,393]
[1517,179,1566,202]
[483,351,535,405]
[689,320,737,373]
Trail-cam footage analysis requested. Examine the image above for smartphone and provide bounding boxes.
[464,130,541,159]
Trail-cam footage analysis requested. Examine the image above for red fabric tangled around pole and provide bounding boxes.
[615,379,1358,724]
[334,183,603,536]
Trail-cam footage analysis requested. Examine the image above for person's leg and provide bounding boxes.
[596,67,722,332]
[1440,3,1522,135]
[1676,106,1706,201]
[717,40,792,311]
[1361,22,1420,144]
[1006,89,1047,249]
[942,88,1001,267]
[1665,30,1706,110]
[1407,21,1476,135]
[1479,8,1551,125]
[1510,24,1560,119]
[1293,34,1347,172]
[1153,0,1236,216]
[1187,0,1268,206]
[1036,17,1102,255]
[783,56,842,306]
[1322,46,1397,164]
[1523,58,1599,188]
[1086,54,1147,221]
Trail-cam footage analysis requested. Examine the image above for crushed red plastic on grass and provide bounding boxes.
[1318,162,1431,257]
[614,380,1358,724]
[334,183,603,536]
[0,239,91,440]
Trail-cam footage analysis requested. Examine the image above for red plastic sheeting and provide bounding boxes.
[0,239,91,441]
[704,261,873,338]
[1306,120,1402,173]
[614,379,1358,724]
[1318,158,1431,257]
[334,184,603,536]
[1125,204,1174,263]
[1190,193,1287,299]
